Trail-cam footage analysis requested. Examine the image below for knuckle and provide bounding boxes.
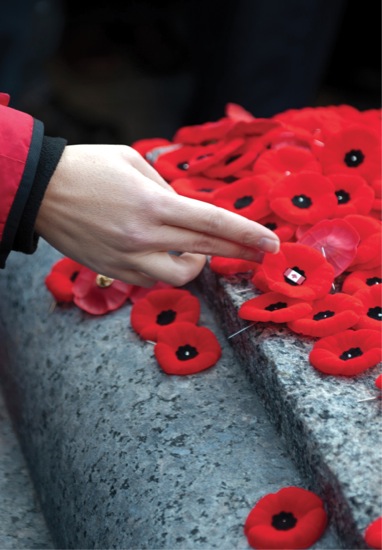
[204,207,224,234]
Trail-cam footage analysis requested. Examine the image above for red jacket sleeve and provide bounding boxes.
[0,93,44,267]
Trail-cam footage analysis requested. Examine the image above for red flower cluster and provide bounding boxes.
[130,288,221,375]
[133,103,381,379]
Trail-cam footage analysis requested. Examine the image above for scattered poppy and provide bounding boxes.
[296,218,360,277]
[173,117,235,145]
[352,285,382,330]
[251,268,272,293]
[72,269,132,315]
[287,293,363,337]
[309,329,382,376]
[261,243,335,300]
[212,175,272,221]
[244,486,327,550]
[315,125,381,184]
[205,137,263,178]
[375,375,382,391]
[151,143,201,180]
[154,321,221,375]
[269,172,337,225]
[341,268,382,295]
[209,256,261,276]
[239,291,312,323]
[45,257,83,303]
[130,288,200,341]
[256,213,296,242]
[364,516,382,550]
[329,173,375,217]
[171,176,226,202]
[253,145,321,181]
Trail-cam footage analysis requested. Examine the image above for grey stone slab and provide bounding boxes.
[0,390,54,549]
[0,242,341,549]
[197,265,382,550]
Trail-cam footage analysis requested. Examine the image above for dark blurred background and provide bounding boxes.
[2,0,381,145]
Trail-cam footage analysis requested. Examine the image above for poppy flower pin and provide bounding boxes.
[239,291,312,324]
[244,486,328,550]
[154,321,222,375]
[72,268,133,315]
[130,288,200,341]
[309,328,382,376]
[341,268,382,295]
[364,516,382,549]
[261,242,335,301]
[45,257,83,303]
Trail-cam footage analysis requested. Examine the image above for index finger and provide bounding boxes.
[162,193,280,254]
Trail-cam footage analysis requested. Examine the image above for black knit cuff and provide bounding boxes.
[12,135,67,255]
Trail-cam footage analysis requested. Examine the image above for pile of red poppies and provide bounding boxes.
[133,103,382,382]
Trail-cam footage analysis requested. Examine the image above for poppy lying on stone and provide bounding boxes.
[352,285,382,330]
[341,268,382,295]
[130,288,200,341]
[287,293,363,337]
[269,171,337,225]
[261,242,335,301]
[154,321,221,375]
[309,329,382,376]
[244,486,327,550]
[213,175,272,221]
[209,256,261,276]
[45,257,83,303]
[72,268,132,316]
[239,291,312,323]
[364,516,382,549]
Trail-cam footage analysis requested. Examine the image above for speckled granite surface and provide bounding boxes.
[198,265,382,550]
[0,242,343,549]
[0,390,54,549]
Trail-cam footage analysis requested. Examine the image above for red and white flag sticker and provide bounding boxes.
[284,268,306,285]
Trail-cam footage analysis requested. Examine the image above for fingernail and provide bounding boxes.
[258,237,280,254]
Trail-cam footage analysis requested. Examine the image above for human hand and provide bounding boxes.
[36,145,280,286]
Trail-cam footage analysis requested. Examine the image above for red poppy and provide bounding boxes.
[212,175,272,221]
[72,269,132,315]
[129,281,173,304]
[345,215,382,271]
[151,143,202,181]
[253,146,321,182]
[244,486,327,550]
[274,105,348,136]
[314,125,381,184]
[329,173,375,217]
[130,288,200,341]
[251,268,272,293]
[364,516,382,549]
[154,321,221,375]
[352,285,382,330]
[209,256,261,276]
[45,257,83,303]
[269,172,337,225]
[239,291,312,323]
[173,117,235,145]
[375,374,382,390]
[131,138,173,159]
[204,137,263,178]
[170,176,226,202]
[261,243,335,300]
[256,213,296,242]
[342,268,382,295]
[287,293,363,337]
[309,329,382,376]
[186,137,245,175]
[296,218,360,277]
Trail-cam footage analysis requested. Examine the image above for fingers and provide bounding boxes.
[132,252,207,286]
[158,194,280,254]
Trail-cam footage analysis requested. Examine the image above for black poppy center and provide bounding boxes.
[344,149,365,167]
[176,344,199,361]
[291,194,312,209]
[265,222,277,231]
[156,309,177,325]
[335,189,351,204]
[70,271,79,282]
[234,195,254,209]
[222,175,238,183]
[265,301,287,312]
[284,266,306,286]
[225,154,241,165]
[177,161,189,170]
[367,306,382,321]
[198,188,214,192]
[340,347,363,360]
[366,277,382,286]
[313,310,335,321]
[271,511,297,531]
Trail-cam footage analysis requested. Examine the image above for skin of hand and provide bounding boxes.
[35,144,280,287]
